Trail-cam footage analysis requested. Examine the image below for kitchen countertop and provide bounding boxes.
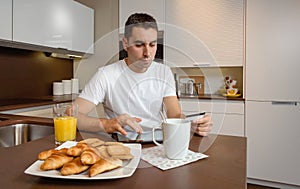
[178,94,244,101]
[0,93,243,124]
[0,93,243,114]
[0,132,246,189]
[0,93,243,111]
[0,95,77,112]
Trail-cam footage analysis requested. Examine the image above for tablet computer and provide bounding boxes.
[111,130,163,143]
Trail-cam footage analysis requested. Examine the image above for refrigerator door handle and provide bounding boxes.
[271,101,298,106]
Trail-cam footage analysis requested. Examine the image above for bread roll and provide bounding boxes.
[95,145,111,159]
[104,141,123,146]
[90,140,105,147]
[111,154,134,160]
[78,138,104,147]
[61,157,90,176]
[106,145,132,157]
[96,143,133,160]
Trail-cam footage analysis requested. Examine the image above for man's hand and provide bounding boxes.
[100,114,143,135]
[191,115,213,136]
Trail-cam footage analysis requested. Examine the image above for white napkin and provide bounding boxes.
[141,146,208,170]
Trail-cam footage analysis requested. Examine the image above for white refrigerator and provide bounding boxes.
[246,0,300,187]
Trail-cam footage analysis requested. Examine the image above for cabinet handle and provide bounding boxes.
[271,101,298,106]
[193,62,210,67]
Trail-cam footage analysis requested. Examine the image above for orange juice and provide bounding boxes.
[54,116,77,144]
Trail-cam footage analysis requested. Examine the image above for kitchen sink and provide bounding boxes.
[0,124,53,147]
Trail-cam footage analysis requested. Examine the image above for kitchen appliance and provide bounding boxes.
[246,0,300,186]
[178,75,205,95]
[186,80,194,95]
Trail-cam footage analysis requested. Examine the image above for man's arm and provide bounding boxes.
[74,97,143,135]
[163,96,182,118]
[74,97,105,132]
[162,96,212,136]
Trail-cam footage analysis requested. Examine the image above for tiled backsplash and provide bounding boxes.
[0,46,73,99]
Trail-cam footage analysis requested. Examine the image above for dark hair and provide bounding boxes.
[124,13,158,39]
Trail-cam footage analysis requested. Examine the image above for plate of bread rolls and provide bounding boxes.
[24,138,141,179]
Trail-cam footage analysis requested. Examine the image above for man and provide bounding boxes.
[74,13,212,136]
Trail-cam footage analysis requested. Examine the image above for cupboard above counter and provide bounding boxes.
[0,0,12,41]
[0,0,94,56]
[119,0,245,67]
[119,0,165,31]
[165,0,245,67]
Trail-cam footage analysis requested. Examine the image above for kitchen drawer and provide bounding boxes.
[211,113,244,137]
[179,99,244,114]
[180,99,245,137]
[183,110,244,137]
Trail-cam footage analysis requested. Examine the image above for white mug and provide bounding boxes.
[71,78,79,94]
[53,82,63,96]
[62,80,72,95]
[153,118,191,160]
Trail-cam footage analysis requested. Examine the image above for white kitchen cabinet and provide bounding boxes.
[179,99,244,137]
[72,1,94,54]
[246,0,300,101]
[165,0,244,67]
[119,0,165,32]
[13,0,73,49]
[13,0,94,54]
[0,0,12,41]
[246,101,300,186]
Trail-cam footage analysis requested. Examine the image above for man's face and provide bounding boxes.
[123,27,158,72]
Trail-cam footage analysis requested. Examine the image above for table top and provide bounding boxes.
[0,132,246,189]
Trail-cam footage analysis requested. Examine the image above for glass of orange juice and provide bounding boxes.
[53,102,78,145]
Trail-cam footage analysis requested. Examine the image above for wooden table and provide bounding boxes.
[0,132,246,189]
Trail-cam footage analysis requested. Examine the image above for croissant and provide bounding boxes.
[40,154,73,171]
[89,158,122,177]
[66,143,90,156]
[80,148,101,165]
[60,157,90,176]
[38,148,68,160]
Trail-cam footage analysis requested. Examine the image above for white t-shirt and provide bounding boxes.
[79,60,176,130]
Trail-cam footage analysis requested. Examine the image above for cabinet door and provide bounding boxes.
[165,0,244,67]
[211,113,244,137]
[246,101,300,185]
[119,0,165,32]
[246,0,300,101]
[13,0,73,49]
[72,1,94,54]
[0,0,12,40]
[180,99,245,136]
